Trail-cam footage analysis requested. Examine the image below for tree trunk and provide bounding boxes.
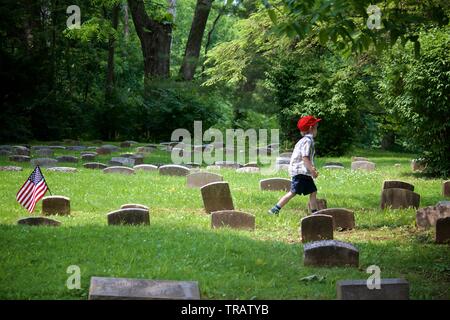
[123,3,129,40]
[127,0,172,82]
[179,0,213,81]
[106,4,120,99]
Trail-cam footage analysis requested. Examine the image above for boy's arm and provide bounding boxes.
[302,156,318,178]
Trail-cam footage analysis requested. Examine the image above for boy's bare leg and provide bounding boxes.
[309,192,318,213]
[268,191,296,215]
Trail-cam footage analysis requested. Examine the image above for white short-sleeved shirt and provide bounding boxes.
[288,134,315,177]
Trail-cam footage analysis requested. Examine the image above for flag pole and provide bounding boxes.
[37,165,52,196]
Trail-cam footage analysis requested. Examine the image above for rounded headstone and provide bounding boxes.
[103,166,135,175]
[35,148,54,157]
[42,196,70,216]
[159,165,190,177]
[314,208,355,231]
[351,161,376,171]
[120,204,149,211]
[17,216,61,227]
[9,155,31,162]
[134,164,158,171]
[83,162,107,169]
[303,240,359,267]
[382,180,414,191]
[56,156,78,163]
[81,154,96,161]
[260,178,291,192]
[211,210,255,230]
[107,208,149,225]
[31,158,57,167]
[12,146,30,156]
[200,181,234,214]
[380,188,420,209]
[300,214,334,243]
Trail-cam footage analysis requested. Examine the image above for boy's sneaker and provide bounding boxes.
[268,206,280,215]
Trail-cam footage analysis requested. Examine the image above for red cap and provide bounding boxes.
[297,116,321,132]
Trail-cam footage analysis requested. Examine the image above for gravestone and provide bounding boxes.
[88,277,200,300]
[47,167,77,173]
[103,166,135,175]
[57,156,78,163]
[35,149,54,157]
[300,214,333,243]
[260,178,291,192]
[236,167,260,173]
[31,158,57,167]
[83,162,107,169]
[351,161,376,171]
[0,166,22,171]
[12,146,30,156]
[211,210,255,230]
[136,147,154,153]
[81,154,96,161]
[120,141,131,148]
[107,208,149,225]
[42,196,70,216]
[303,240,359,267]
[187,172,223,188]
[351,156,369,162]
[48,146,66,150]
[314,208,355,230]
[307,199,327,213]
[133,164,158,172]
[66,146,86,151]
[102,145,120,152]
[17,217,61,227]
[324,162,344,167]
[0,150,12,157]
[337,279,409,300]
[382,180,414,191]
[120,204,149,211]
[323,165,344,170]
[159,165,190,176]
[214,161,242,169]
[201,181,234,214]
[443,180,450,197]
[380,188,420,209]
[411,159,426,171]
[436,217,450,244]
[9,155,31,162]
[416,205,450,229]
[96,147,112,155]
[275,157,290,171]
[109,157,140,167]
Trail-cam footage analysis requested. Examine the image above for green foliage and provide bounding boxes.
[377,27,450,177]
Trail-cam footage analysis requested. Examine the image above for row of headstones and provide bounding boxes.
[87,275,409,300]
[275,155,376,171]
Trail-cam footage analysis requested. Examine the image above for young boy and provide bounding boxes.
[268,115,321,215]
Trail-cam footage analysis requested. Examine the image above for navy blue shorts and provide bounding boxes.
[291,174,317,195]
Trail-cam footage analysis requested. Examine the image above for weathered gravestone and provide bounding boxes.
[103,166,135,175]
[337,279,410,300]
[411,159,426,171]
[109,157,142,167]
[313,208,355,230]
[35,149,54,157]
[31,158,57,167]
[88,277,200,300]
[300,214,333,243]
[136,147,155,154]
[107,208,149,225]
[236,167,260,173]
[443,180,450,197]
[57,156,78,163]
[416,205,450,229]
[382,180,414,191]
[12,146,30,156]
[96,147,112,155]
[211,210,255,231]
[9,155,31,162]
[17,217,61,227]
[133,164,158,172]
[66,146,87,151]
[81,154,96,161]
[187,172,223,188]
[307,199,327,213]
[120,204,149,211]
[435,217,450,244]
[0,166,22,171]
[159,165,190,176]
[303,240,359,267]
[380,188,420,209]
[42,196,70,216]
[201,181,234,214]
[260,178,291,192]
[351,161,376,171]
[120,141,131,148]
[83,162,107,170]
[47,167,77,173]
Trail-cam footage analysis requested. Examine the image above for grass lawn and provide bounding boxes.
[0,145,449,299]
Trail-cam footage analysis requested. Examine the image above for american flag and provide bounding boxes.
[16,166,49,213]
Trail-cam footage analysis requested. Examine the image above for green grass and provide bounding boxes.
[0,145,449,299]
